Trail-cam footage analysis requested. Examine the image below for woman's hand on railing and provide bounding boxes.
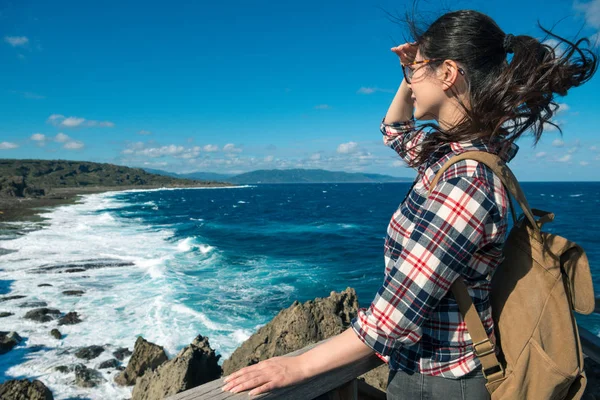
[221,355,308,397]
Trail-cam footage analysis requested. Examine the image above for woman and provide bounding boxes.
[221,9,597,399]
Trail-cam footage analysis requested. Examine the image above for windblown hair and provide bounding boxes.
[402,9,598,168]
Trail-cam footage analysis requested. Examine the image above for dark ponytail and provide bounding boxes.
[401,9,598,168]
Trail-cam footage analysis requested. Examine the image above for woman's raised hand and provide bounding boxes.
[391,42,418,66]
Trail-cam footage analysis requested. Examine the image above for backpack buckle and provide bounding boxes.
[472,338,495,357]
[482,363,505,380]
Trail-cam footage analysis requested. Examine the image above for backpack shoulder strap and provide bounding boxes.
[425,150,541,385]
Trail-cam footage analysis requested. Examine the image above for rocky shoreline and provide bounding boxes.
[0,183,231,224]
[1,286,599,399]
[0,288,387,400]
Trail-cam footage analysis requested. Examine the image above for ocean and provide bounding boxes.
[0,182,599,399]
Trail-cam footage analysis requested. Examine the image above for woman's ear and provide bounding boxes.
[440,60,461,91]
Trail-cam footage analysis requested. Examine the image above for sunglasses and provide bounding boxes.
[402,59,465,84]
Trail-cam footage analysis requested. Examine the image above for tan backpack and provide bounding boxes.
[428,151,596,399]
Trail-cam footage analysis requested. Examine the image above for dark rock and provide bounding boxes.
[24,308,61,323]
[222,288,359,375]
[54,365,70,373]
[114,337,168,386]
[0,379,53,400]
[37,284,53,287]
[33,259,135,274]
[0,312,13,318]
[0,295,26,303]
[132,335,222,400]
[64,268,86,273]
[50,329,62,340]
[358,364,389,392]
[113,347,132,361]
[18,301,48,308]
[74,364,105,388]
[74,345,104,360]
[98,358,120,369]
[58,311,82,325]
[62,290,84,296]
[0,331,22,354]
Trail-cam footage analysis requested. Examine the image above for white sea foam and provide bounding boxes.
[0,189,262,399]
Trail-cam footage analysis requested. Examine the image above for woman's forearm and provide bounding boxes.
[297,327,376,379]
[383,81,413,124]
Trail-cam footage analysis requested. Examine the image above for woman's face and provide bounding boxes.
[408,50,447,121]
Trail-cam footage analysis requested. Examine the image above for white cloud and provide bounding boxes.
[4,36,29,47]
[47,114,115,128]
[223,143,242,153]
[264,155,274,162]
[55,133,70,143]
[552,139,565,147]
[203,144,219,152]
[314,104,331,110]
[580,161,590,166]
[535,152,547,158]
[392,160,404,167]
[48,114,65,122]
[30,133,46,141]
[337,142,358,154]
[555,103,570,114]
[356,87,394,95]
[11,91,45,100]
[557,154,571,162]
[123,143,202,159]
[544,122,560,132]
[63,141,84,150]
[310,153,322,161]
[357,87,376,94]
[61,117,86,127]
[0,142,18,150]
[138,130,152,135]
[575,0,600,29]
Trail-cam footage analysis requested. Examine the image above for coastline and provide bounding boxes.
[0,183,231,224]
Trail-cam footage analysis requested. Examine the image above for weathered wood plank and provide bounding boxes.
[326,379,357,400]
[166,337,384,400]
[356,379,386,400]
[580,325,600,365]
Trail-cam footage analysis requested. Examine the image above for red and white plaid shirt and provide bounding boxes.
[350,118,519,378]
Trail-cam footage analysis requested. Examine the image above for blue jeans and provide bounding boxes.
[386,367,490,400]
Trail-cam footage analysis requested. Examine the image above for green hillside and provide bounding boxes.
[0,159,224,198]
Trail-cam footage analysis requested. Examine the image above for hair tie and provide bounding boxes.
[503,34,515,54]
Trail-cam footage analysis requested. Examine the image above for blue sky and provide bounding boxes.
[1,0,599,181]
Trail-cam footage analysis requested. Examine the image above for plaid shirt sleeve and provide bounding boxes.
[350,176,498,358]
[381,117,427,168]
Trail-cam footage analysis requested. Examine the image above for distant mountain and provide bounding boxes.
[227,169,412,184]
[143,168,234,182]
[0,159,226,198]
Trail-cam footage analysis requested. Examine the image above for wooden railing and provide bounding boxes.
[166,322,600,400]
[165,338,385,400]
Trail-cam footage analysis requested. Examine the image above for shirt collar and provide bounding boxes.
[429,137,519,165]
